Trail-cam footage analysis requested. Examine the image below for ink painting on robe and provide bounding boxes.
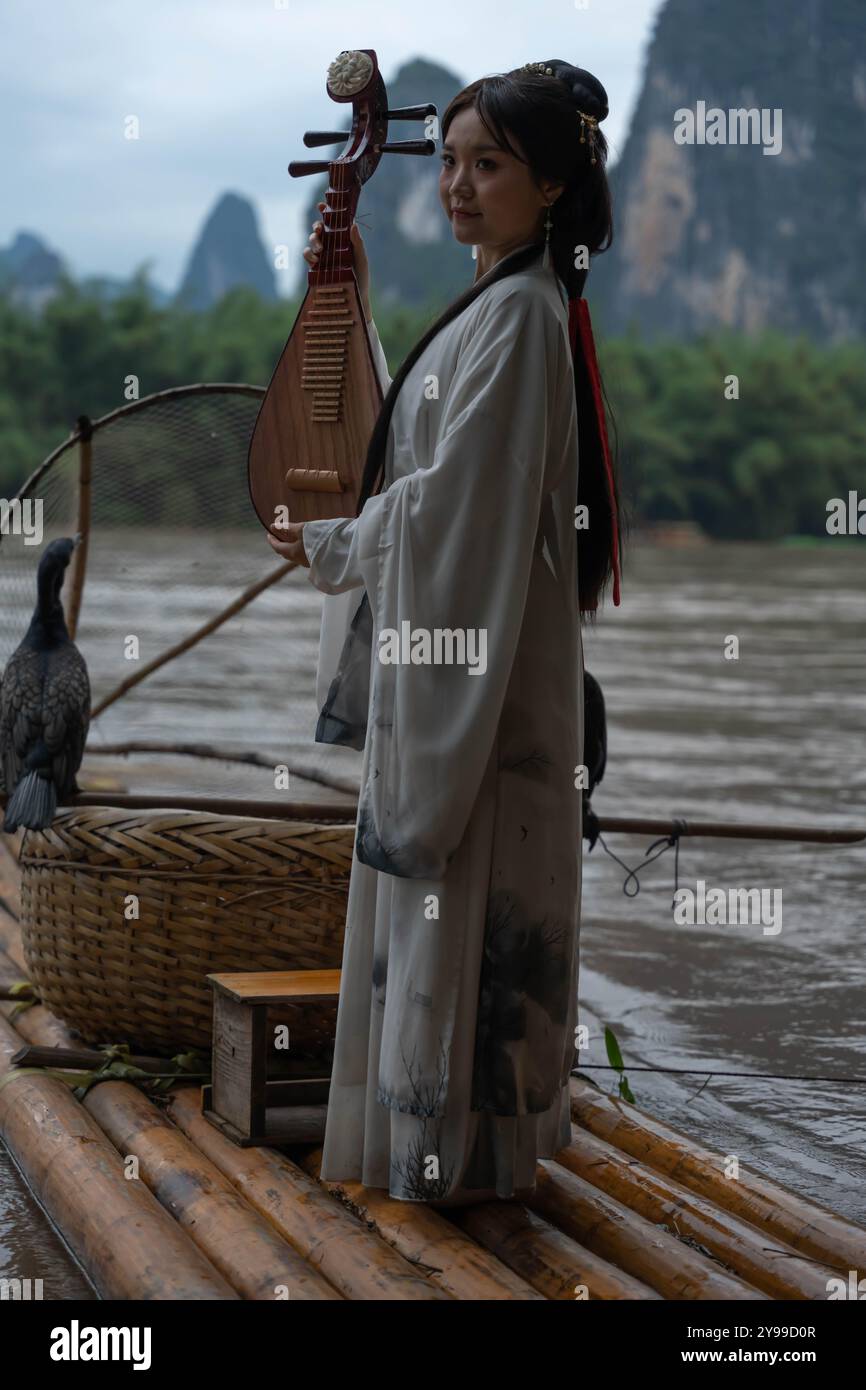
[302,250,585,1202]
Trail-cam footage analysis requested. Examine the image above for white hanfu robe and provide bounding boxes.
[302,250,584,1202]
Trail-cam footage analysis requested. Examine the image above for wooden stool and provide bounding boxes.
[202,969,341,1147]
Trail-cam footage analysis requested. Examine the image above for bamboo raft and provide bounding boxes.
[1,831,864,1302]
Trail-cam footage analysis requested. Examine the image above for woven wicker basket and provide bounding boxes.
[18,806,355,1057]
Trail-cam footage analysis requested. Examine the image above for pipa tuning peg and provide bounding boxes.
[288,159,331,177]
[375,139,437,156]
[303,130,350,147]
[386,103,437,121]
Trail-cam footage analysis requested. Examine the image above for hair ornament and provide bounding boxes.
[519,62,601,163]
[577,110,599,164]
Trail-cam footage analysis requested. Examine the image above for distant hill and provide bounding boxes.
[1,191,279,315]
[0,232,65,310]
[175,192,277,310]
[0,231,171,310]
[591,0,866,341]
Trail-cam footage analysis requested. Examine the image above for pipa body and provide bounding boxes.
[248,277,383,529]
[247,48,437,535]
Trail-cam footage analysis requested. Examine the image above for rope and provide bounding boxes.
[595,818,689,902]
[579,820,866,1089]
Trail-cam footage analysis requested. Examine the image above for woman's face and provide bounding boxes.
[438,105,562,263]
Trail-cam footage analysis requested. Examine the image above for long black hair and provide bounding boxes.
[355,58,623,616]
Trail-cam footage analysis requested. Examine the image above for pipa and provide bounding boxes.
[247,48,438,535]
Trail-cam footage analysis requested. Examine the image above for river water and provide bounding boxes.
[1,529,864,1294]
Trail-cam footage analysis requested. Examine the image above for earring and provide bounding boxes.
[541,203,553,269]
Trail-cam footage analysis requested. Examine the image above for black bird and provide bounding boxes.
[582,670,607,851]
[1,536,90,833]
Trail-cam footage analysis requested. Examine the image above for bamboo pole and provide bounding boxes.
[449,1199,663,1300]
[300,1147,661,1301]
[165,1086,452,1300]
[8,792,358,821]
[528,1159,768,1299]
[6,795,861,847]
[84,1081,341,1301]
[0,938,74,1050]
[0,940,327,1302]
[298,1145,545,1301]
[0,1013,237,1300]
[82,740,360,794]
[559,1125,839,1299]
[0,987,74,1048]
[0,863,66,1046]
[5,793,862,850]
[570,1079,866,1273]
[89,560,299,718]
[595,815,865,845]
[10,1043,180,1074]
[0,984,36,1001]
[0,962,96,1050]
[9,976,649,1302]
[0,913,92,1052]
[1,987,336,1302]
[65,415,92,642]
[0,978,29,1000]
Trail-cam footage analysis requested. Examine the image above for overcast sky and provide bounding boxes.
[1,0,661,295]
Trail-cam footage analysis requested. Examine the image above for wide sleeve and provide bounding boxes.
[352,287,558,879]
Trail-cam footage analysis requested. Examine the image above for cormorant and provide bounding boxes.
[1,536,90,833]
[582,669,607,850]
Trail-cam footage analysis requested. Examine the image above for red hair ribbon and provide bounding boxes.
[567,296,621,607]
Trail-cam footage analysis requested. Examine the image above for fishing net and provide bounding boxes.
[0,385,361,808]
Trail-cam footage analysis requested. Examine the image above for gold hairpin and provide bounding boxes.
[577,109,599,164]
[519,65,601,164]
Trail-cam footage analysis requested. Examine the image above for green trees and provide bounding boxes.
[598,330,865,538]
[0,279,862,539]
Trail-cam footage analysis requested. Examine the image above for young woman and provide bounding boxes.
[267,58,622,1206]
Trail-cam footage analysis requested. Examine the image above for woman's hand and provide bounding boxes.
[303,200,372,323]
[267,523,309,567]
